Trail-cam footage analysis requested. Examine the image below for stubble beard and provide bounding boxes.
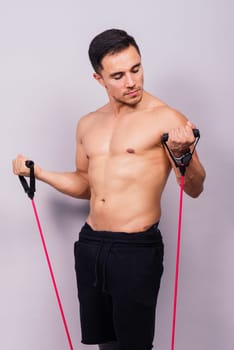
[114,89,143,108]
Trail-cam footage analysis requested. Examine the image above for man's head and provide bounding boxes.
[88,29,144,107]
[88,29,141,74]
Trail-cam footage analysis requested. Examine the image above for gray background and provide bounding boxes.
[1,0,233,349]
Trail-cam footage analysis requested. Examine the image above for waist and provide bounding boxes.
[79,221,162,245]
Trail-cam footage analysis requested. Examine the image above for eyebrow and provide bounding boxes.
[109,63,141,78]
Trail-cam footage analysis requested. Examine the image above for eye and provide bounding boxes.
[132,64,141,74]
[113,74,123,80]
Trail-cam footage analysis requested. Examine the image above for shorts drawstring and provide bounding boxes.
[102,241,115,293]
[93,238,104,288]
[93,239,115,293]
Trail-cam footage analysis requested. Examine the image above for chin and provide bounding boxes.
[128,94,143,106]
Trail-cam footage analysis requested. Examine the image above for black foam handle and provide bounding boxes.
[162,128,200,143]
[25,160,34,168]
[18,160,35,199]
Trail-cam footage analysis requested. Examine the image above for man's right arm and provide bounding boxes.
[12,118,91,200]
[12,155,90,200]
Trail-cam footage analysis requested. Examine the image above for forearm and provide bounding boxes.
[37,168,90,199]
[175,155,206,198]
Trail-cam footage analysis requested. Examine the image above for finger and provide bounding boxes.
[170,126,188,143]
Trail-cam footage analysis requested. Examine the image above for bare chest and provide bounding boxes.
[83,117,163,158]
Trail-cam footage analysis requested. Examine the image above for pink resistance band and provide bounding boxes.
[162,129,200,350]
[19,162,74,350]
[171,174,185,350]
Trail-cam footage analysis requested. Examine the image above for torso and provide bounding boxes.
[79,92,181,232]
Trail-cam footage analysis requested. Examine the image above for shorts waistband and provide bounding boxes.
[79,221,162,245]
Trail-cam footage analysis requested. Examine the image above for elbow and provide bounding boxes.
[184,177,205,198]
[78,189,91,200]
[186,184,204,198]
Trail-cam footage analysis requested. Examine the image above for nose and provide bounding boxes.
[125,73,135,88]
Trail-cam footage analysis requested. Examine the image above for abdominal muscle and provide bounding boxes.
[86,153,170,233]
[88,191,161,233]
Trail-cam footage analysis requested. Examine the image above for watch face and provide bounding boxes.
[182,153,192,165]
[174,152,192,166]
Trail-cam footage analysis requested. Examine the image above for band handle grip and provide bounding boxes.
[18,160,35,199]
[162,128,200,143]
[25,160,34,168]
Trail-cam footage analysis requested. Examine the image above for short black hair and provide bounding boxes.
[88,28,141,73]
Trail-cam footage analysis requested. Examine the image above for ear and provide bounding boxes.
[93,72,105,87]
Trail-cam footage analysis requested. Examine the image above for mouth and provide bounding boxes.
[125,88,140,97]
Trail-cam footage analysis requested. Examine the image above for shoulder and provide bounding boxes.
[156,106,188,138]
[144,91,187,123]
[156,105,187,123]
[150,103,188,131]
[75,113,95,142]
[76,104,110,139]
[142,92,189,134]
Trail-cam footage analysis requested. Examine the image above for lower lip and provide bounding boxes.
[127,90,139,97]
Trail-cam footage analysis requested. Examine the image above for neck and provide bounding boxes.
[109,90,147,118]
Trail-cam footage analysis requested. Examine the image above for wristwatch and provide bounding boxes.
[173,151,192,167]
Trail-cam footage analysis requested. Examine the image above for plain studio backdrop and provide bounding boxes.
[1,0,233,349]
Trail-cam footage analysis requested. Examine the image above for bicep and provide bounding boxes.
[76,140,89,173]
[75,123,89,177]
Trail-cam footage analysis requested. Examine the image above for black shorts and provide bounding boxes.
[74,222,164,350]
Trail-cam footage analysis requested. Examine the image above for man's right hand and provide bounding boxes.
[12,154,41,178]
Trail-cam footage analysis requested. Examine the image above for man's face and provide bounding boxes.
[94,45,144,107]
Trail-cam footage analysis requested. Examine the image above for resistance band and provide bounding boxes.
[162,129,200,350]
[19,161,74,350]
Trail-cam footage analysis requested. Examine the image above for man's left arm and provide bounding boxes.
[165,118,206,198]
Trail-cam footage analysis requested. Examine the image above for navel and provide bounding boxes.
[126,148,135,154]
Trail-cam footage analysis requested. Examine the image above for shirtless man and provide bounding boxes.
[13,29,205,350]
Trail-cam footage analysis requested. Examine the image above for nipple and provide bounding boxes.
[126,148,135,154]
